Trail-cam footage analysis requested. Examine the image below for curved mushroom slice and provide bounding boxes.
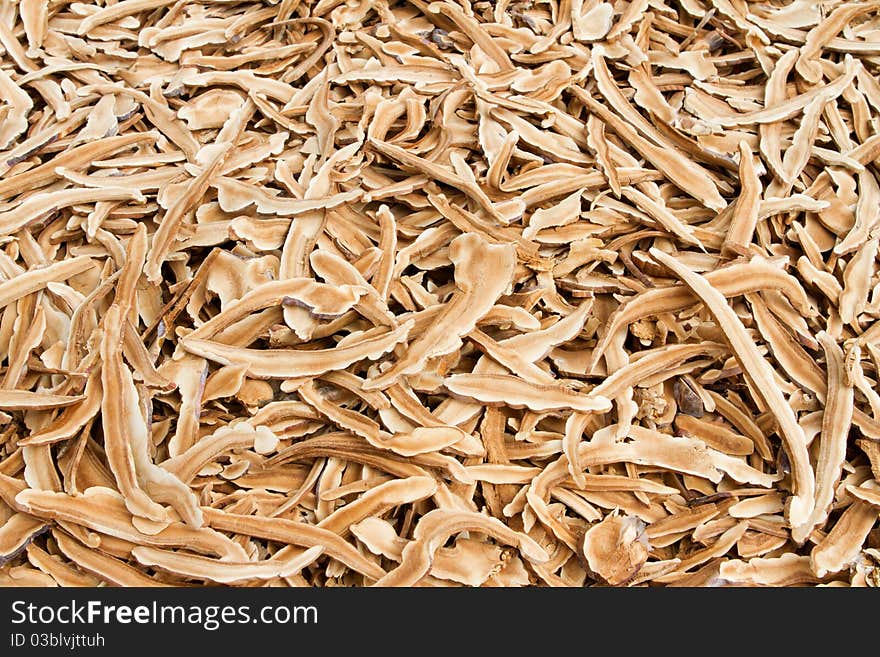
[131,545,323,584]
[102,305,201,527]
[316,476,438,536]
[53,530,171,587]
[182,320,413,379]
[590,342,727,401]
[792,332,853,543]
[568,86,726,212]
[720,554,819,586]
[674,414,755,456]
[186,278,366,342]
[0,257,95,313]
[810,499,878,577]
[582,512,649,586]
[75,0,179,34]
[466,329,557,385]
[364,233,516,390]
[444,373,611,413]
[846,484,880,510]
[309,249,396,327]
[145,141,233,284]
[0,68,33,149]
[723,141,762,255]
[0,513,47,565]
[795,6,874,83]
[375,509,549,587]
[649,248,815,529]
[14,488,246,560]
[0,390,84,410]
[25,542,101,587]
[591,258,815,369]
[161,423,278,484]
[15,369,101,445]
[202,507,385,580]
[0,187,145,235]
[380,427,468,457]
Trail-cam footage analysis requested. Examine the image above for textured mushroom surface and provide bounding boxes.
[1,0,879,588]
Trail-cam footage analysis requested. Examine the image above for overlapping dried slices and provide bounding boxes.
[0,0,878,588]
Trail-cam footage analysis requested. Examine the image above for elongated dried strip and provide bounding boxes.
[709,58,859,126]
[647,505,720,540]
[795,4,878,83]
[187,278,366,342]
[52,530,169,587]
[620,187,703,248]
[376,509,549,586]
[723,141,762,255]
[103,305,202,526]
[309,249,396,327]
[586,116,620,196]
[835,170,880,255]
[131,545,323,584]
[18,369,101,445]
[366,234,515,389]
[759,50,799,181]
[0,69,33,149]
[650,248,814,527]
[810,499,878,577]
[2,187,146,235]
[846,485,880,509]
[792,332,853,543]
[445,374,611,413]
[0,257,95,312]
[373,205,397,301]
[100,305,166,523]
[781,95,827,184]
[591,343,726,401]
[0,391,83,410]
[161,423,278,484]
[15,488,246,560]
[467,329,556,385]
[76,0,179,35]
[592,259,815,368]
[0,133,155,199]
[427,3,513,72]
[569,86,726,212]
[657,522,749,581]
[839,238,878,324]
[202,507,385,580]
[183,321,412,379]
[380,427,467,458]
[748,295,825,396]
[145,144,232,283]
[369,139,504,222]
[298,380,384,446]
[316,477,438,536]
[720,554,819,586]
[675,415,754,456]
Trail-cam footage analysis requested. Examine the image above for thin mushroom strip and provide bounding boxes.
[649,249,815,529]
[130,545,324,585]
[0,0,877,589]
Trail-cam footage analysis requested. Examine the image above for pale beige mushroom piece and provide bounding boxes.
[582,512,649,586]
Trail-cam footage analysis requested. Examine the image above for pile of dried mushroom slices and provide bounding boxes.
[0,0,879,588]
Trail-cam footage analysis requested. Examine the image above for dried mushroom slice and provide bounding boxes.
[582,512,649,586]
